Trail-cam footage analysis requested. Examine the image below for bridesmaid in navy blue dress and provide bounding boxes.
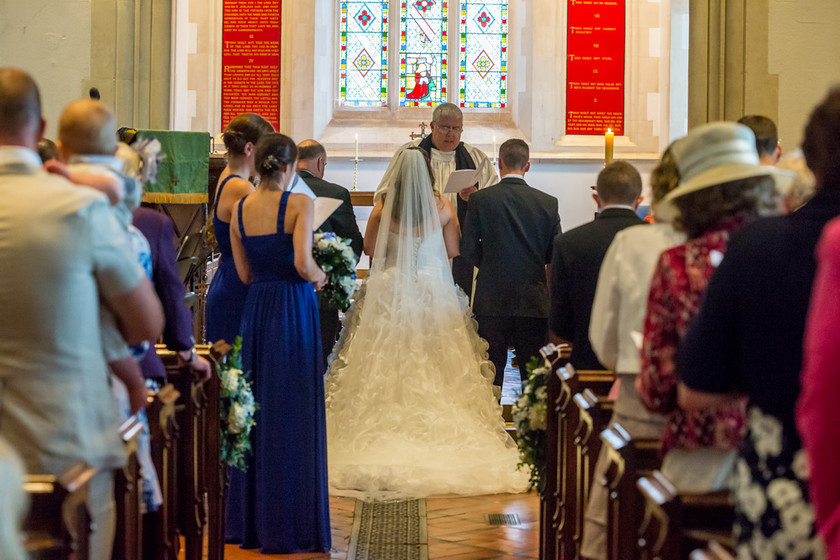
[205,113,274,344]
[226,133,331,554]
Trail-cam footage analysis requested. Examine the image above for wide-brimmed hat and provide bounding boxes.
[654,122,793,221]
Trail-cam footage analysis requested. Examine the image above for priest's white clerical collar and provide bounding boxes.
[430,148,456,161]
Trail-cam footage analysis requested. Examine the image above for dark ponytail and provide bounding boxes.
[223,113,275,155]
[255,133,298,178]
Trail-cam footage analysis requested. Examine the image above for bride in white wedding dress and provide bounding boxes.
[325,147,528,501]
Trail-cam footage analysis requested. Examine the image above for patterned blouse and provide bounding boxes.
[638,218,747,454]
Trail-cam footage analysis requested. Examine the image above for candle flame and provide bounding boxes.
[606,128,613,134]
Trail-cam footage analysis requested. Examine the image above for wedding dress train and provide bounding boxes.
[324,148,528,501]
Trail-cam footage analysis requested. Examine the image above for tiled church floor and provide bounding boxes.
[223,492,539,559]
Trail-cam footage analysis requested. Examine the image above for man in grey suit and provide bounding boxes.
[461,139,561,387]
[297,139,364,366]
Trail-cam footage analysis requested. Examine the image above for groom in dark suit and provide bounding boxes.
[297,139,364,366]
[461,139,562,387]
[549,160,645,370]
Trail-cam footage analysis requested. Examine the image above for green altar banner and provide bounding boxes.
[138,130,210,204]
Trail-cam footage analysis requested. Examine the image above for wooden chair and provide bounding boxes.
[113,415,144,560]
[600,424,660,560]
[571,388,613,559]
[23,462,97,560]
[689,540,736,560]
[551,365,614,560]
[637,470,734,560]
[145,383,181,560]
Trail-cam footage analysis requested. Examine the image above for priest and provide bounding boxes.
[374,103,497,298]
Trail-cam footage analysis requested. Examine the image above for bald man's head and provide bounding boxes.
[297,139,327,178]
[0,68,44,148]
[58,99,118,159]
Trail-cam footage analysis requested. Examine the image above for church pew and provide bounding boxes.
[145,383,181,560]
[637,470,734,560]
[203,344,225,560]
[23,461,97,560]
[540,343,570,560]
[571,388,613,560]
[689,541,736,560]
[600,424,660,560]
[551,365,614,560]
[160,344,221,560]
[167,355,206,560]
[113,415,144,560]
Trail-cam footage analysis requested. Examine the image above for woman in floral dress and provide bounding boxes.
[637,122,780,493]
[678,91,840,559]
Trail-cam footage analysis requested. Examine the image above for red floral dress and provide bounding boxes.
[638,219,747,454]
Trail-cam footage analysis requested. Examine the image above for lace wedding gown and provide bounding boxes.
[325,149,528,501]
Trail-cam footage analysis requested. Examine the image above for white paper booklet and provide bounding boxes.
[443,168,482,194]
[313,197,343,231]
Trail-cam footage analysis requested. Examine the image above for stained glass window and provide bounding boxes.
[339,2,389,106]
[459,1,507,108]
[399,0,448,107]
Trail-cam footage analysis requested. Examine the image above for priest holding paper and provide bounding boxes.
[375,103,497,297]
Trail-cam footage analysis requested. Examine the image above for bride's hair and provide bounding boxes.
[386,147,437,225]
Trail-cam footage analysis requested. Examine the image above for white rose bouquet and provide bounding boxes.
[512,356,551,491]
[312,231,358,311]
[218,337,259,471]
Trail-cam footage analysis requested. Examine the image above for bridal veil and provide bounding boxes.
[325,148,528,501]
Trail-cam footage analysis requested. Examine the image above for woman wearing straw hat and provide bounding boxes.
[635,121,785,493]
[678,91,840,559]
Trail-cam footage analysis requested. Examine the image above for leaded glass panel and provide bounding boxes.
[399,0,447,107]
[459,0,507,108]
[339,1,388,106]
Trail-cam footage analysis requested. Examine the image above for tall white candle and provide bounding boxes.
[354,133,359,161]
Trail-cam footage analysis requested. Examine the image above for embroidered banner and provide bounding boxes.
[565,0,625,135]
[222,0,281,132]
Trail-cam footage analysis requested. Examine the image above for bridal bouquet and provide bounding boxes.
[513,356,550,491]
[218,337,258,472]
[312,232,358,311]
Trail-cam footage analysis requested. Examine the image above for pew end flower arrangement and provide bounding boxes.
[312,232,358,311]
[216,337,258,472]
[513,356,550,492]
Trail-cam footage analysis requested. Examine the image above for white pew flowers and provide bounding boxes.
[218,337,258,472]
[513,356,550,491]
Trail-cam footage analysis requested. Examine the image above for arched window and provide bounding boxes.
[338,0,508,108]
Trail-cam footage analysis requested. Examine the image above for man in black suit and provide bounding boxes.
[549,160,645,370]
[461,139,561,387]
[297,139,364,366]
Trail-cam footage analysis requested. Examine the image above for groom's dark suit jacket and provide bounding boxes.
[549,207,646,369]
[461,176,561,318]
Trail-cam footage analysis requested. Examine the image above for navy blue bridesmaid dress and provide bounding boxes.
[205,175,250,344]
[225,190,331,554]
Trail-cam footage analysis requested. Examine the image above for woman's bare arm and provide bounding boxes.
[230,199,253,284]
[440,197,461,258]
[291,194,327,287]
[364,200,384,257]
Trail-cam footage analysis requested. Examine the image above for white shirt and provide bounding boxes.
[0,147,145,473]
[589,222,686,375]
[374,140,498,208]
